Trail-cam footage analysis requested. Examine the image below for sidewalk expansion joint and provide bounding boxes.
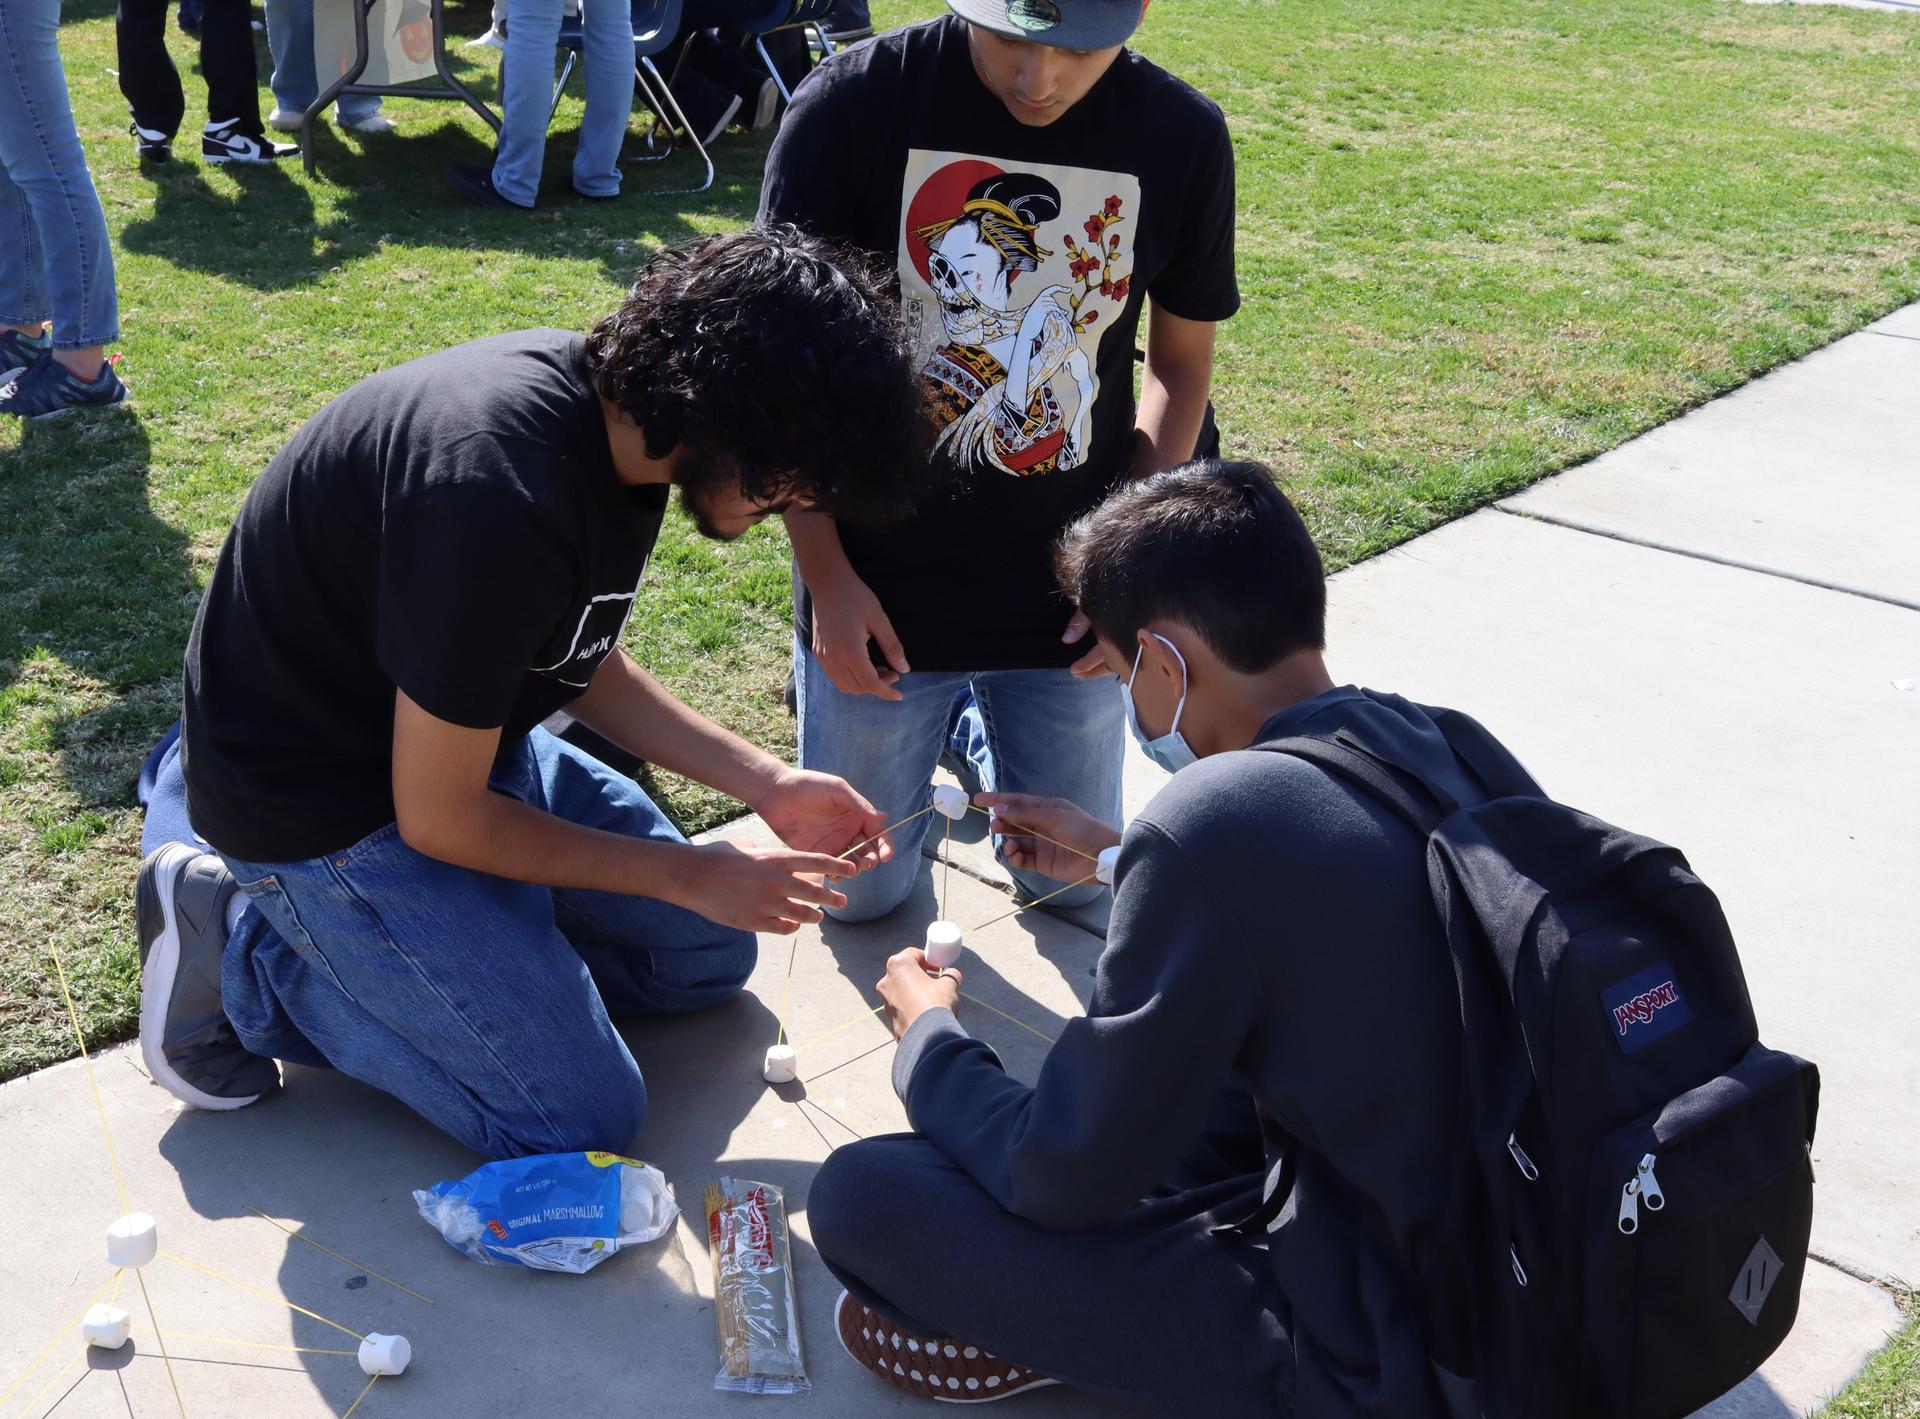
[1868,328,1920,344]
[1807,1248,1916,1297]
[1495,503,1920,614]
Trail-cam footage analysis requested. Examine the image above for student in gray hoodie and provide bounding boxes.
[810,458,1535,1417]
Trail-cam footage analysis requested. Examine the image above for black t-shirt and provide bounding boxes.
[181,330,668,864]
[760,15,1239,670]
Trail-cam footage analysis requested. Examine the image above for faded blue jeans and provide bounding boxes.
[217,728,755,1159]
[491,0,635,206]
[794,637,1126,922]
[263,0,381,125]
[0,0,119,350]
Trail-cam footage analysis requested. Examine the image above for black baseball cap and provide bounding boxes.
[945,0,1143,50]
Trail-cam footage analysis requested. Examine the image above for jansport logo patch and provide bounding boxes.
[1601,962,1693,1054]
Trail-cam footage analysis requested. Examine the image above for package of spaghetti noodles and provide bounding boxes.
[706,1176,809,1394]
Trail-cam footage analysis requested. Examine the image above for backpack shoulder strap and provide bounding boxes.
[1254,729,1453,835]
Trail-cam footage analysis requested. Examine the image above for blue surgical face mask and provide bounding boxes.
[1123,633,1198,773]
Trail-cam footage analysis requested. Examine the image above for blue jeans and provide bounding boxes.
[491,0,635,206]
[794,638,1126,922]
[263,0,380,124]
[217,728,755,1159]
[0,0,119,350]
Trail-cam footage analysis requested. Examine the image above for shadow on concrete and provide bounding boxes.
[149,986,804,1415]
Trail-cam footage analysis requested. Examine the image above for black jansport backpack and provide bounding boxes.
[1257,728,1820,1419]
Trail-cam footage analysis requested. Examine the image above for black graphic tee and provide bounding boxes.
[761,14,1239,670]
[181,330,668,864]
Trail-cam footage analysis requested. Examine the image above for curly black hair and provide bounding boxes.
[585,226,925,529]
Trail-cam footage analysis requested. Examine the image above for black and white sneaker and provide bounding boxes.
[202,119,298,164]
[130,122,173,162]
[135,844,281,1110]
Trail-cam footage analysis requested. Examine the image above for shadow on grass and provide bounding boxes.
[116,39,771,291]
[0,413,192,812]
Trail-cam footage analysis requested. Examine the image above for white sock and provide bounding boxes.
[224,890,248,936]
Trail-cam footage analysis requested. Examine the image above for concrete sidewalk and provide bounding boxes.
[3,305,1914,1417]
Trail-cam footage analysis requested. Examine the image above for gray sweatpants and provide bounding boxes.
[807,1131,1294,1417]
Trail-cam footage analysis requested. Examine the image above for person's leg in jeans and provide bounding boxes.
[795,635,969,923]
[961,668,1125,908]
[499,728,756,1012]
[264,0,381,126]
[115,0,186,144]
[0,0,120,374]
[569,0,635,199]
[809,1135,1292,1417]
[219,824,652,1158]
[490,0,564,207]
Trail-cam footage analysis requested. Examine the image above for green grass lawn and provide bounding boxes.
[1,0,1917,1406]
[3,0,1919,1084]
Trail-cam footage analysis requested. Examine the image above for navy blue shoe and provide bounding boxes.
[0,326,50,384]
[445,161,524,209]
[0,354,128,420]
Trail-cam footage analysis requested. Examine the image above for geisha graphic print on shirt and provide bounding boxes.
[899,153,1142,481]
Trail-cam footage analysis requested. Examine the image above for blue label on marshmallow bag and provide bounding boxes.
[1601,962,1692,1054]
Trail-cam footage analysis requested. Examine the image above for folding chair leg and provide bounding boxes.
[549,50,577,124]
[630,59,676,162]
[754,34,795,106]
[629,56,714,194]
[811,22,835,56]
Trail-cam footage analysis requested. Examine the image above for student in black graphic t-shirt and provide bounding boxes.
[759,0,1238,923]
[135,230,927,1159]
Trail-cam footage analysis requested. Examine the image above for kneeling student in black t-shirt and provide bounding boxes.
[137,228,926,1159]
[813,461,1535,1417]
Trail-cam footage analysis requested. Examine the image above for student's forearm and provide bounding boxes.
[568,650,785,810]
[1133,304,1218,476]
[784,507,857,591]
[1135,363,1210,473]
[403,785,698,900]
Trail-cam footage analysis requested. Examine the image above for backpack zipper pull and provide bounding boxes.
[1618,1176,1642,1235]
[1638,1153,1665,1212]
[1506,1133,1539,1181]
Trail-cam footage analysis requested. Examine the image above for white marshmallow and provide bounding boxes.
[923,921,964,970]
[762,1044,798,1084]
[83,1303,131,1350]
[1095,845,1121,887]
[357,1333,411,1376]
[105,1213,158,1270]
[931,784,970,820]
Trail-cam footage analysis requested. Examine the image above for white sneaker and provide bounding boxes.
[751,77,781,132]
[266,106,303,132]
[464,24,505,48]
[342,111,397,134]
[203,119,299,164]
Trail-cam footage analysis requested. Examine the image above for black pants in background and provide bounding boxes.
[116,0,264,139]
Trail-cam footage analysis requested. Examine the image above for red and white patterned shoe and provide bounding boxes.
[834,1290,1062,1404]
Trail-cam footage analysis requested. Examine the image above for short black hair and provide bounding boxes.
[1054,459,1326,672]
[585,226,923,527]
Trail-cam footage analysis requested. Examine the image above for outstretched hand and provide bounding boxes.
[974,791,1121,885]
[757,767,892,873]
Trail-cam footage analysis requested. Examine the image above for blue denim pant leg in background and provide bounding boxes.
[263,0,380,124]
[795,636,1126,923]
[0,0,119,350]
[492,0,635,206]
[218,728,754,1158]
[569,0,635,198]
